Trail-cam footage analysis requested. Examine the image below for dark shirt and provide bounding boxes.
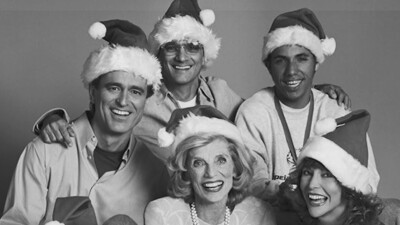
[94,146,125,178]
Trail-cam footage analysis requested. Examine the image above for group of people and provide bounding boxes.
[1,0,398,224]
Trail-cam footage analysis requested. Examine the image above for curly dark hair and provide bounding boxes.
[167,133,255,208]
[278,158,383,225]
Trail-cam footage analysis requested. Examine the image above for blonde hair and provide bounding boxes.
[167,133,254,207]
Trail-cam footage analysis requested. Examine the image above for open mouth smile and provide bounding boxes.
[283,80,302,88]
[308,193,328,206]
[111,109,131,116]
[173,65,191,70]
[202,181,223,192]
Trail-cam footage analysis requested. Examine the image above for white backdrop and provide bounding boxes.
[0,0,399,212]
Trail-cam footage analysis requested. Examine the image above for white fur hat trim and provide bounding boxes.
[45,221,65,225]
[262,25,336,64]
[166,113,244,151]
[149,15,221,68]
[81,45,162,91]
[298,136,376,194]
[314,117,337,136]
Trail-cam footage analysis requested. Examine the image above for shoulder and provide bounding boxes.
[201,75,228,85]
[16,137,70,171]
[237,87,275,115]
[145,197,190,225]
[379,198,400,225]
[200,75,236,93]
[312,89,349,118]
[25,136,67,157]
[146,197,187,214]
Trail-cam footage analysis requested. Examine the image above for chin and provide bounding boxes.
[108,125,134,135]
[308,206,328,219]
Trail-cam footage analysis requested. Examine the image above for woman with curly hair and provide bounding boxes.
[144,105,276,225]
[278,110,386,225]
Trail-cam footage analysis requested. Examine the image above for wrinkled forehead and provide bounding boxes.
[189,138,231,159]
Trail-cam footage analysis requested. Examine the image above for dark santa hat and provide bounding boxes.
[148,0,221,68]
[81,19,162,91]
[157,105,243,151]
[103,214,138,225]
[262,8,336,64]
[45,196,97,225]
[298,110,377,194]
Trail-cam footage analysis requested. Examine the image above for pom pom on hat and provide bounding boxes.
[321,36,336,56]
[88,22,106,40]
[157,105,243,151]
[158,127,175,148]
[314,117,337,136]
[262,8,335,64]
[200,9,215,26]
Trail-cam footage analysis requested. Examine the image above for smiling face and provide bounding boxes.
[266,45,318,109]
[300,160,347,223]
[158,40,205,87]
[90,71,147,136]
[187,139,235,206]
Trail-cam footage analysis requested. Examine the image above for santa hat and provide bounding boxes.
[81,19,162,91]
[298,110,377,194]
[262,8,336,64]
[148,0,221,68]
[103,215,137,225]
[45,196,97,225]
[157,105,243,151]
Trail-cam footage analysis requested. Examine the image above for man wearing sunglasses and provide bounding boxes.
[33,0,350,164]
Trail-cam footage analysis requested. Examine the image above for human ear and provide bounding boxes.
[315,63,320,71]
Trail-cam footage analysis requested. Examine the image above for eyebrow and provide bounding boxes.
[105,82,146,92]
[296,52,312,57]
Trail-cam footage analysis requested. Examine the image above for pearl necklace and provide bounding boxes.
[190,202,230,225]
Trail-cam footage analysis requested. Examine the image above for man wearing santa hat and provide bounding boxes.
[1,20,168,225]
[32,1,351,165]
[235,8,379,199]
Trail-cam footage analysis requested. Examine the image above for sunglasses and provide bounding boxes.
[161,41,203,55]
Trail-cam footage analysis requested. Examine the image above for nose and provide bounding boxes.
[204,164,216,178]
[286,60,298,76]
[116,90,128,106]
[308,173,321,189]
[175,45,189,62]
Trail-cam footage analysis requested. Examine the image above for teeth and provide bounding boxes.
[286,80,301,87]
[309,194,325,200]
[112,109,130,116]
[203,181,223,188]
[174,65,191,70]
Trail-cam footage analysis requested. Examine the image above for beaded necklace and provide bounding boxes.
[190,202,230,225]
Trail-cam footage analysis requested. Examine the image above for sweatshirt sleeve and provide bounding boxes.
[32,108,70,135]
